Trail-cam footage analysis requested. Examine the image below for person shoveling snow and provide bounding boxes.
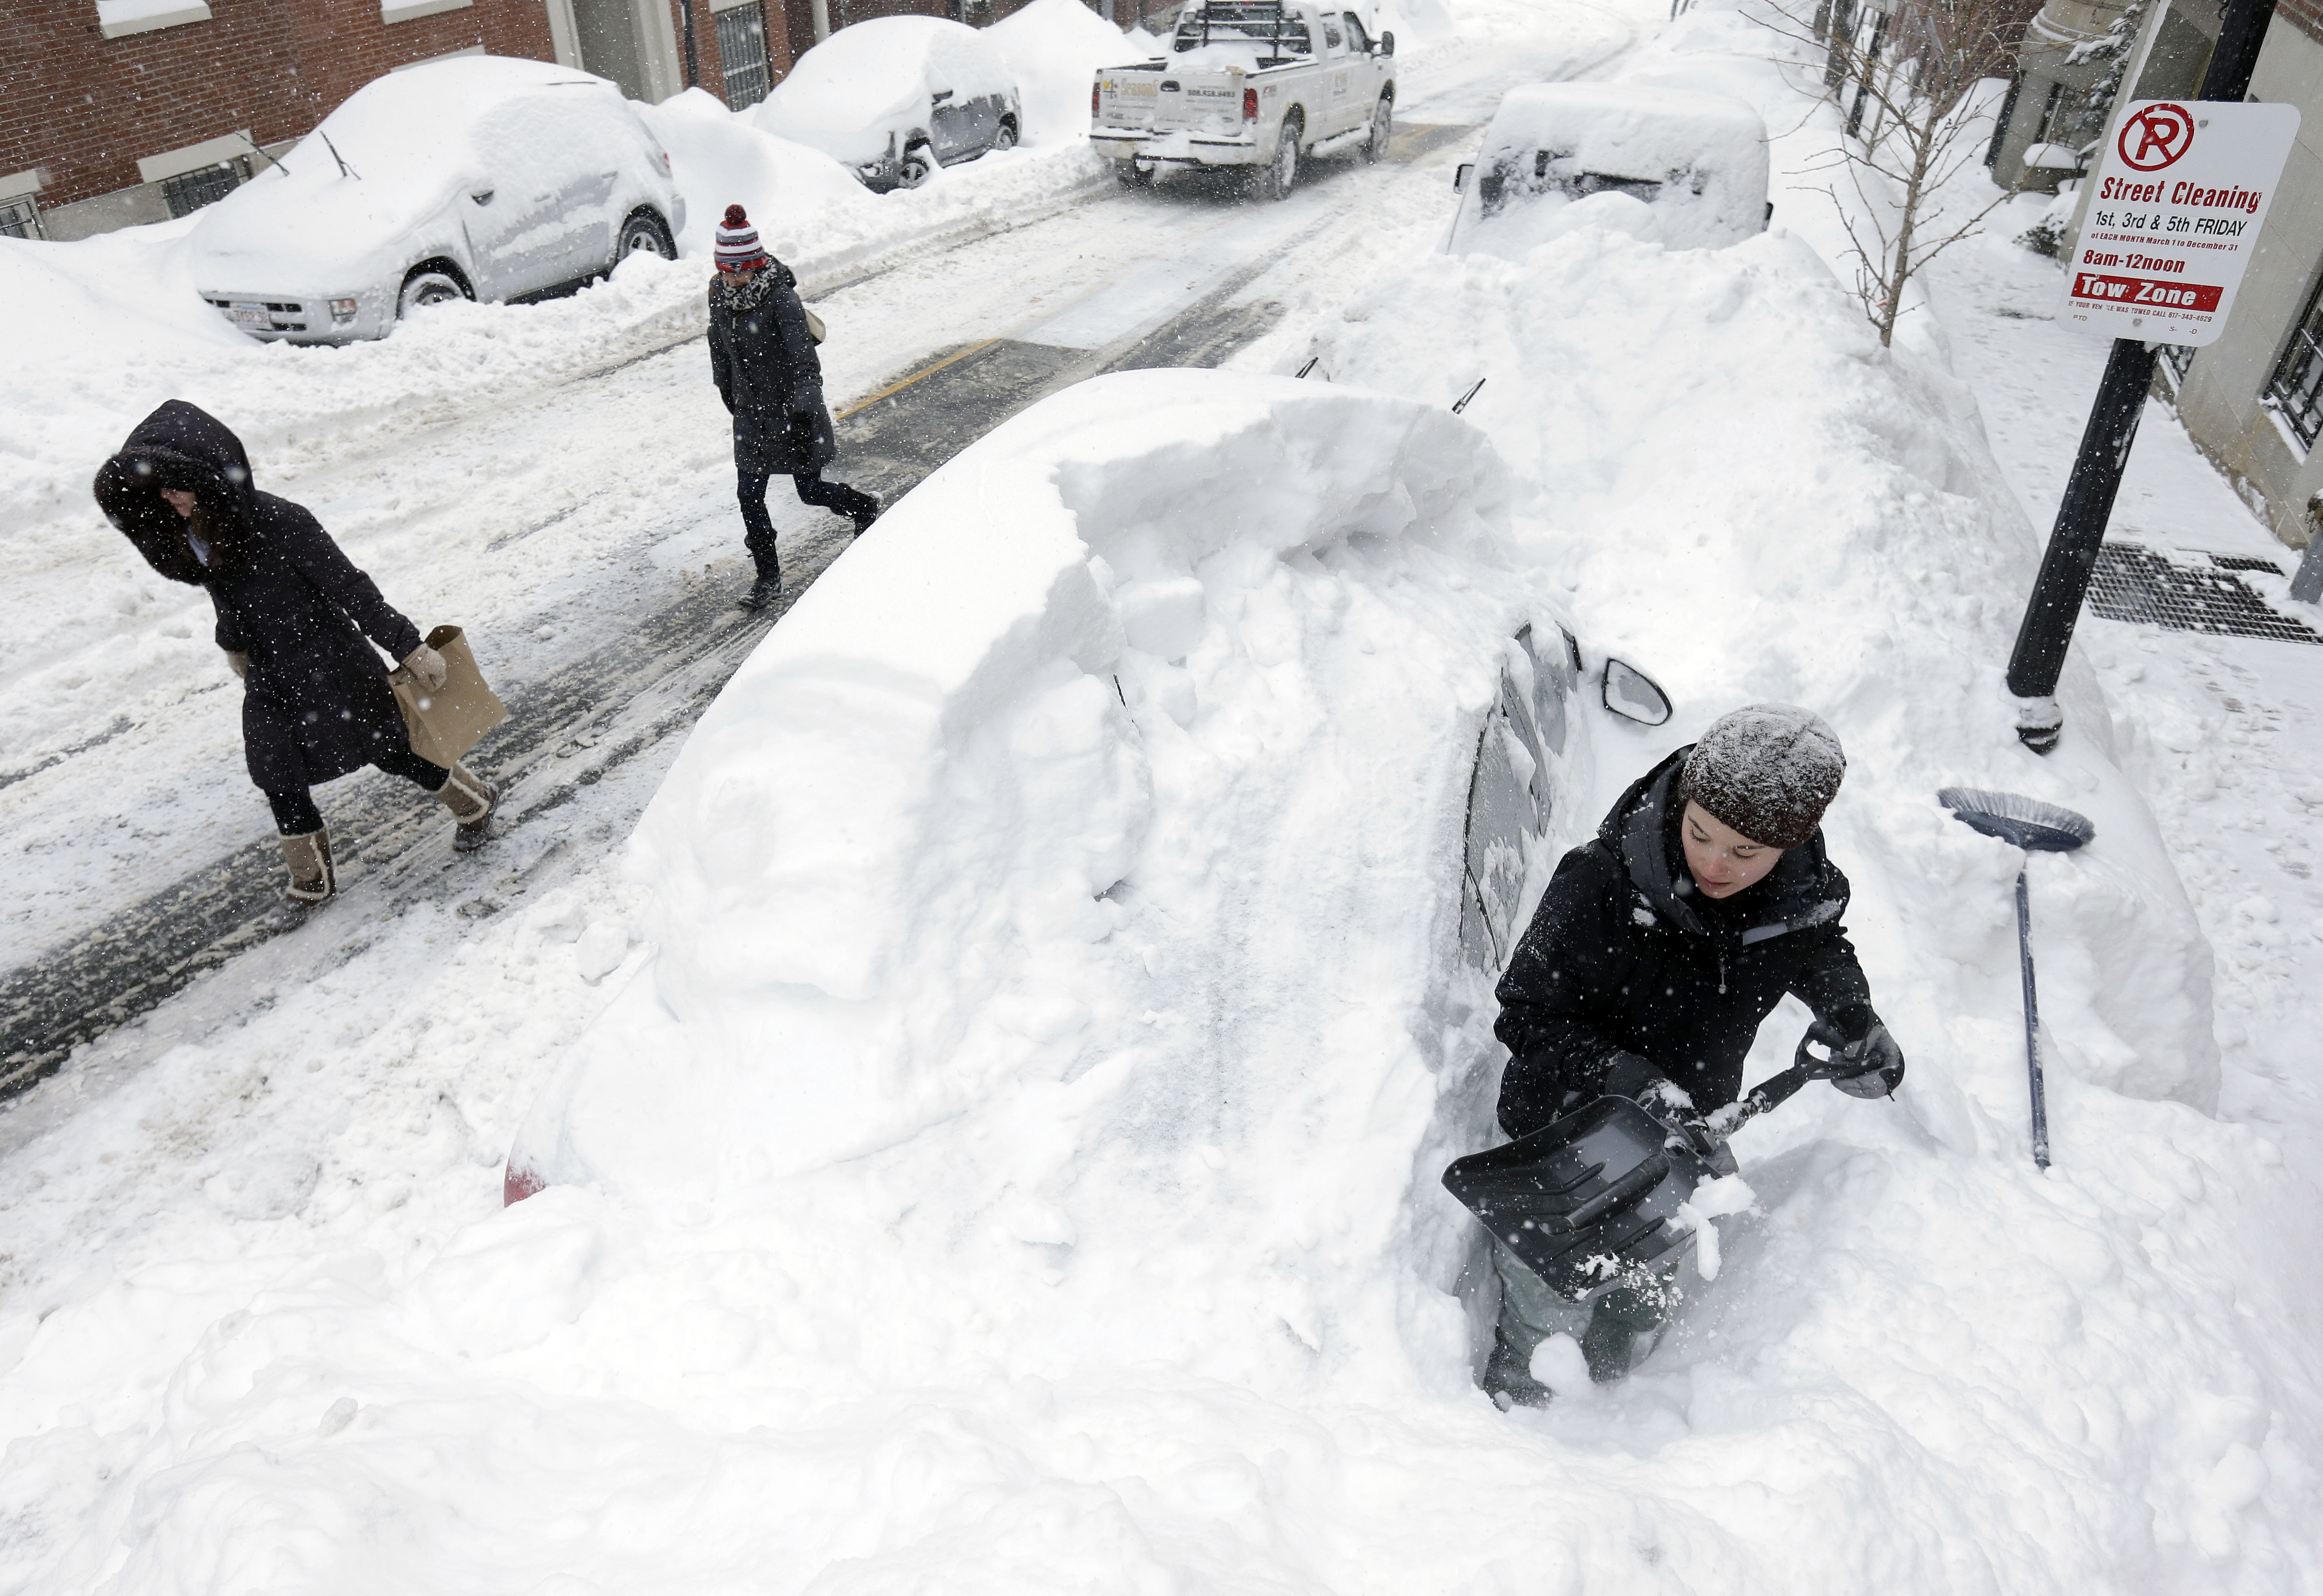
[1466,704,1904,1407]
[91,401,500,926]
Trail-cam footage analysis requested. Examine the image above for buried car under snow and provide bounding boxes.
[1446,82,1770,258]
[497,367,1674,1206]
[185,56,685,344]
[752,17,1022,192]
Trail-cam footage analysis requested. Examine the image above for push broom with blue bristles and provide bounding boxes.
[1938,788,2095,1170]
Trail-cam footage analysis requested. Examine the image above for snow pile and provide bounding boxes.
[643,88,885,254]
[988,0,1158,144]
[510,370,1519,1198]
[1446,82,1771,258]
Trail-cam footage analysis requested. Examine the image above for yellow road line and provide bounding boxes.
[834,339,1002,421]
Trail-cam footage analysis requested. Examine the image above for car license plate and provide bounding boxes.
[231,303,267,329]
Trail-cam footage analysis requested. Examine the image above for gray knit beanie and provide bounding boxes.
[1678,705,1845,849]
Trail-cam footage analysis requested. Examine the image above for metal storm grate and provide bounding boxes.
[2087,544,2320,644]
[717,4,773,109]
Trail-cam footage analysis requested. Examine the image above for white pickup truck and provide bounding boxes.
[1092,0,1396,198]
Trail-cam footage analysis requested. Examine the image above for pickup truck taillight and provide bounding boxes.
[1094,81,1103,119]
[1242,87,1258,122]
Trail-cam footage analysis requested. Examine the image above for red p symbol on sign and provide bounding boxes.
[2118,103,2194,171]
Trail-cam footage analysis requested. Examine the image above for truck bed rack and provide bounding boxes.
[1177,0,1312,64]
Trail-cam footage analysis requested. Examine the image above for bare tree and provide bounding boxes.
[1759,0,2040,346]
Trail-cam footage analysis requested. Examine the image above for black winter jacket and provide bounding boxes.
[94,401,424,793]
[1493,747,1873,1138]
[707,264,836,478]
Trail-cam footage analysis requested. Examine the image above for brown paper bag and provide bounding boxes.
[391,624,509,769]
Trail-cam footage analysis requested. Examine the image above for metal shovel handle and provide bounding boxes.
[1705,1027,1856,1142]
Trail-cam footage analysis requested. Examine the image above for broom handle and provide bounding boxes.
[2016,860,2051,1170]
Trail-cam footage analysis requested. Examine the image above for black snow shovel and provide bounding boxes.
[1939,786,2095,1171]
[1444,1037,1851,1303]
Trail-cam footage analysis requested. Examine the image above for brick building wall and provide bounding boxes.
[3,0,561,212]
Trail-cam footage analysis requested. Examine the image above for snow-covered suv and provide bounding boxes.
[185,56,684,345]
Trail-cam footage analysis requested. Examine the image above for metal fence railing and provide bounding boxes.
[2264,276,2323,452]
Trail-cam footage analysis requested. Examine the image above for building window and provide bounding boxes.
[0,195,40,240]
[160,158,248,219]
[2265,274,2323,452]
[717,4,773,108]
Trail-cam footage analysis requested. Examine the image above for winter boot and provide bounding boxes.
[737,573,782,612]
[1483,1238,1591,1410]
[435,763,498,852]
[1480,1327,1554,1410]
[850,497,882,538]
[267,828,335,930]
[1578,1279,1673,1383]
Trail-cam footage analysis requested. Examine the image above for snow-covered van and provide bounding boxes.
[1091,0,1396,197]
[1446,83,1771,258]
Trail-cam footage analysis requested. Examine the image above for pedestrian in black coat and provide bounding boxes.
[1480,705,1904,1405]
[706,204,880,612]
[93,401,499,925]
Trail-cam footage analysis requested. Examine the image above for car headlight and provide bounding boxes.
[329,298,358,324]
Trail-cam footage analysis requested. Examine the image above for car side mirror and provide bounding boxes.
[1379,29,1395,53]
[470,190,495,205]
[1601,659,1672,726]
[1454,162,1473,191]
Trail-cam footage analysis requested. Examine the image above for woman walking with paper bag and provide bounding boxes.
[94,401,502,927]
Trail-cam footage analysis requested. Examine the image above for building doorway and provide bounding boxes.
[572,0,650,99]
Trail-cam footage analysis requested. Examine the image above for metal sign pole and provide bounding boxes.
[2002,0,2281,752]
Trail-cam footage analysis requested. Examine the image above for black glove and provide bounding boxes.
[1811,1009,1905,1099]
[1631,1073,1722,1160]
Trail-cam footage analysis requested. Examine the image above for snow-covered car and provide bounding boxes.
[1459,626,1669,974]
[1446,83,1770,259]
[1093,0,1396,196]
[185,56,686,345]
[497,369,1671,1205]
[752,17,1022,193]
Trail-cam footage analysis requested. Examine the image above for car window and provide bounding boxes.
[1342,12,1370,50]
[1322,19,1343,50]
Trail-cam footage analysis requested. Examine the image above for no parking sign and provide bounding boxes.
[2060,100,2300,346]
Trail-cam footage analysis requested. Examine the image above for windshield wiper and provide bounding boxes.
[320,131,359,180]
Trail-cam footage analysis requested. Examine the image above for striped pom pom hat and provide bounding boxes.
[714,204,769,272]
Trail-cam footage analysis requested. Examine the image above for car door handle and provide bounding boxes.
[470,190,495,204]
